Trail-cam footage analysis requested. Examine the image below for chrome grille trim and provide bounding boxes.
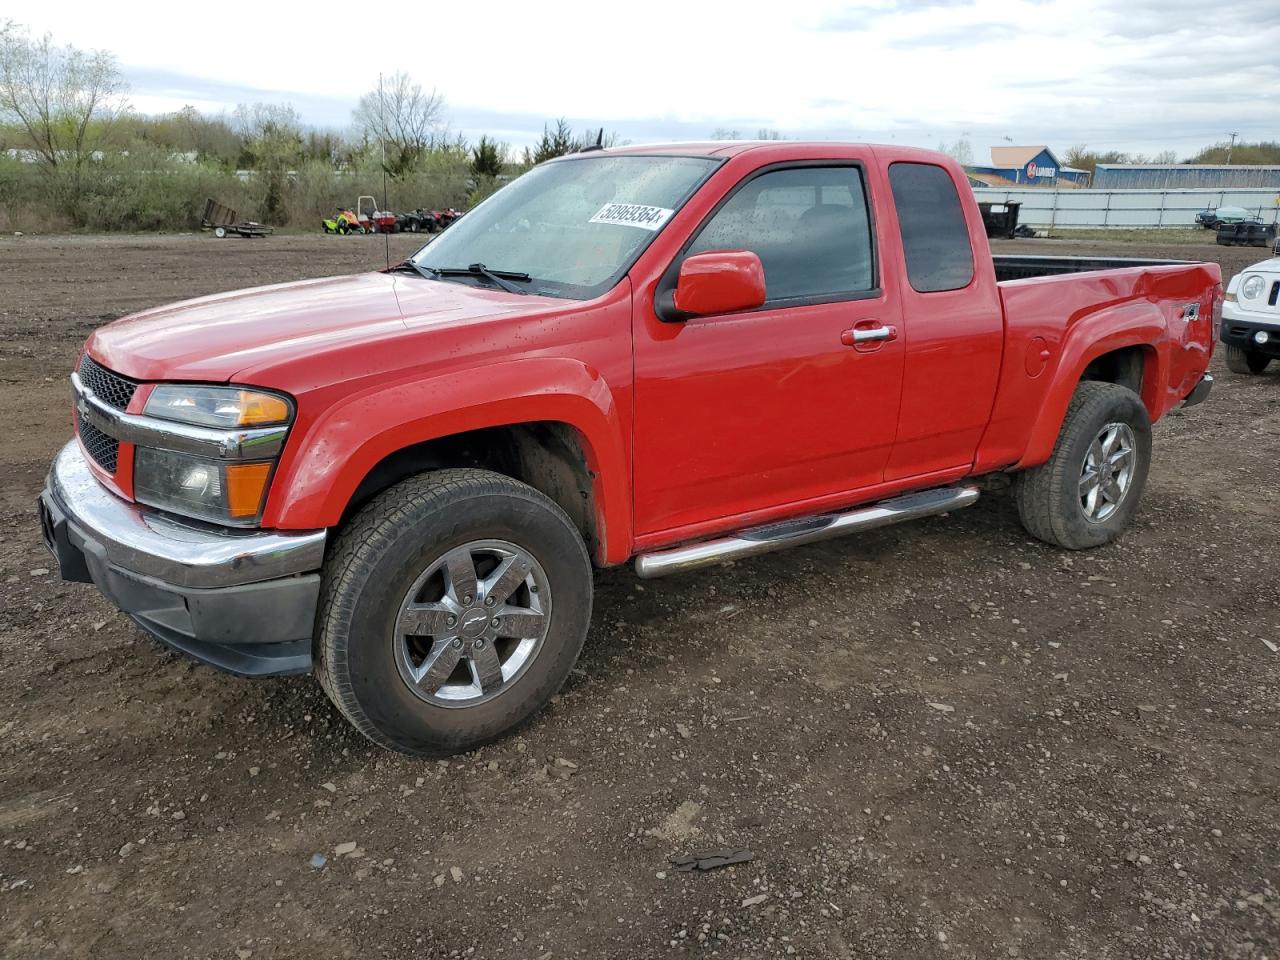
[78,355,139,411]
[71,372,288,461]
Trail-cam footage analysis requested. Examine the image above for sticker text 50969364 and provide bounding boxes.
[589,203,675,231]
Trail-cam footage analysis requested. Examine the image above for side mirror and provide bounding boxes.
[664,250,766,320]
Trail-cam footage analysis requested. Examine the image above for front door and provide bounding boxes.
[633,163,905,538]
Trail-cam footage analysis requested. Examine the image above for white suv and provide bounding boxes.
[1222,258,1280,374]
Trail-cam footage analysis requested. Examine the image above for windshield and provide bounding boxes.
[411,154,719,300]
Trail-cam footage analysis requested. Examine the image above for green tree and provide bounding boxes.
[1187,141,1280,165]
[531,118,577,163]
[470,134,503,178]
[234,102,302,223]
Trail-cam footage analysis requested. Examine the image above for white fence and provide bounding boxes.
[972,187,1280,230]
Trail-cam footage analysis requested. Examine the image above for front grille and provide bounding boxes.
[78,355,138,410]
[75,407,119,473]
[75,355,136,475]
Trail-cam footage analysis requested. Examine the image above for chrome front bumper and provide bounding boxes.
[39,440,326,676]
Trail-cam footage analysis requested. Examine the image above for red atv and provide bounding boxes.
[431,207,464,230]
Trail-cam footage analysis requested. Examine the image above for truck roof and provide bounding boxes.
[559,141,950,164]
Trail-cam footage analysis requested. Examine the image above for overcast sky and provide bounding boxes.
[14,0,1280,160]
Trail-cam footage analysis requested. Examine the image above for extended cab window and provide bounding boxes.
[888,162,974,293]
[685,166,874,302]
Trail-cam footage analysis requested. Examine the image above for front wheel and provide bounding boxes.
[1014,381,1152,550]
[316,469,593,756]
[1225,344,1271,374]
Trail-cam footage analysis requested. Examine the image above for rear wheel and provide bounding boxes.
[1014,381,1152,550]
[316,469,593,756]
[1225,344,1271,374]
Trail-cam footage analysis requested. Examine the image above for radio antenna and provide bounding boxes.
[379,72,391,271]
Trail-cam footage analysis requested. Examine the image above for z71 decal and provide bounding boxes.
[589,203,674,231]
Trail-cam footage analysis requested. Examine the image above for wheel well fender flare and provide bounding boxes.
[263,358,630,561]
[1017,302,1167,469]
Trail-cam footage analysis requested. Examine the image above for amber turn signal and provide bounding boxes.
[237,392,292,427]
[225,462,274,518]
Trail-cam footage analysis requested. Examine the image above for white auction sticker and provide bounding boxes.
[589,203,674,231]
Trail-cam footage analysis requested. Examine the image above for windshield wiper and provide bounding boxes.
[429,263,531,295]
[390,260,435,279]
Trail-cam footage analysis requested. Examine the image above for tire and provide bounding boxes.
[1013,381,1152,550]
[213,226,227,239]
[1225,344,1271,374]
[316,468,593,756]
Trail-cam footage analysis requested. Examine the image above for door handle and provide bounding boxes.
[840,324,897,347]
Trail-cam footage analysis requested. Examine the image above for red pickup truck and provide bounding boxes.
[39,142,1219,756]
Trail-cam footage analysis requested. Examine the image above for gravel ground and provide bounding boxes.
[0,232,1277,960]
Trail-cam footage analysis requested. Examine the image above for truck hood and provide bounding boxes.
[85,272,540,383]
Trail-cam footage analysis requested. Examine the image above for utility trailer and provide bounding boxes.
[201,198,272,239]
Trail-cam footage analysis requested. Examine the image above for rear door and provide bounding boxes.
[879,158,1004,480]
[632,160,906,538]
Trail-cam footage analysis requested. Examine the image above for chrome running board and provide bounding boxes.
[634,485,980,579]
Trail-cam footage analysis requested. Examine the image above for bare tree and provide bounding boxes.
[353,72,445,177]
[0,21,128,219]
[938,138,973,166]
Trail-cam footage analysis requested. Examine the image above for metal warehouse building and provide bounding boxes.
[969,146,1091,187]
[1093,164,1280,189]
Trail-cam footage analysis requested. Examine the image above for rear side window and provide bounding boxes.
[685,166,874,302]
[888,162,974,293]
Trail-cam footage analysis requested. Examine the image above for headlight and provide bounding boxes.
[133,448,275,526]
[1241,275,1266,300]
[144,385,292,428]
[134,384,293,526]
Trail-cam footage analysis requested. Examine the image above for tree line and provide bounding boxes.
[1063,143,1280,177]
[0,21,614,231]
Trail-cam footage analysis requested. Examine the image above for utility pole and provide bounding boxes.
[1226,132,1239,165]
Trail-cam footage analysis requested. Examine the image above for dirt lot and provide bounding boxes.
[1,232,1277,960]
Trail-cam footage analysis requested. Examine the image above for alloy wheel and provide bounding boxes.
[393,539,551,707]
[1079,422,1136,523]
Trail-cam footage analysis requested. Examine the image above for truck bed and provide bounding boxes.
[978,256,1220,476]
[993,254,1191,283]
